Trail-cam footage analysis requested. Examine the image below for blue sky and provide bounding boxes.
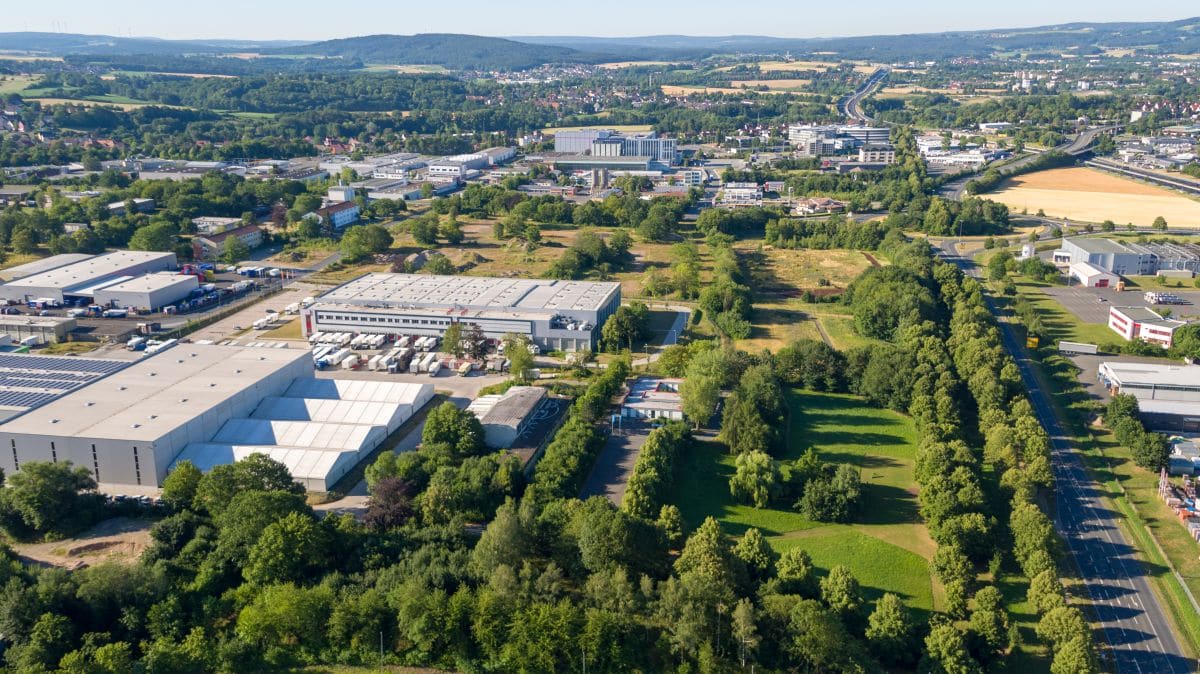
[20,1,1200,41]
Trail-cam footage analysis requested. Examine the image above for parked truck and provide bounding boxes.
[428,361,443,377]
[126,336,147,351]
[341,354,360,370]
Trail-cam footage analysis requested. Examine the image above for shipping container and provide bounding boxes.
[428,361,443,376]
[368,354,384,371]
[341,354,360,370]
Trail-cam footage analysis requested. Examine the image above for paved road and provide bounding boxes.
[1086,159,1200,198]
[938,242,1193,673]
[579,422,652,506]
[838,68,889,123]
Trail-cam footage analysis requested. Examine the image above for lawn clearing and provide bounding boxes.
[989,167,1200,226]
[771,529,933,612]
[669,390,936,610]
[741,247,873,299]
[739,302,825,352]
[259,318,303,340]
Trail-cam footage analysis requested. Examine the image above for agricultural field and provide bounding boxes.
[24,97,178,111]
[362,64,449,74]
[989,167,1200,226]
[596,60,682,69]
[729,78,812,90]
[669,390,937,612]
[660,85,744,96]
[754,60,836,72]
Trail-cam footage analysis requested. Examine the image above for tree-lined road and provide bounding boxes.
[937,242,1193,674]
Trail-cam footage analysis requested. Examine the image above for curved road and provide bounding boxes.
[938,242,1192,673]
[838,68,889,123]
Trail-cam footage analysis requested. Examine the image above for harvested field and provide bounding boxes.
[597,60,680,69]
[757,60,835,72]
[989,167,1200,226]
[730,78,812,90]
[660,85,743,96]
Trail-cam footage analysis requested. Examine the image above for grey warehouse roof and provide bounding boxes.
[318,273,620,315]
[0,254,93,281]
[1099,361,1200,388]
[1065,238,1140,254]
[99,273,197,294]
[2,251,176,293]
[0,344,311,442]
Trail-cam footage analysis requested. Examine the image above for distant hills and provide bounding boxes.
[0,17,1198,71]
[260,33,602,70]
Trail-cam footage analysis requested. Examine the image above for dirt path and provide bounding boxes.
[862,252,881,267]
[811,316,835,348]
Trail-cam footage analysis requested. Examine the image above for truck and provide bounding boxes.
[409,356,421,374]
[341,354,360,370]
[67,308,88,317]
[418,352,437,373]
[102,309,128,318]
[368,354,384,371]
[428,361,443,377]
[457,362,473,376]
[327,347,351,365]
[126,336,147,351]
[1058,341,1098,355]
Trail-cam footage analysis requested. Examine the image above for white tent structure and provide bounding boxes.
[170,377,435,491]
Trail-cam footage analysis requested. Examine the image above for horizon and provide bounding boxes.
[11,0,1200,42]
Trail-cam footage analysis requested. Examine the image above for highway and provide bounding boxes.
[937,241,1193,673]
[838,68,889,123]
[1086,158,1200,197]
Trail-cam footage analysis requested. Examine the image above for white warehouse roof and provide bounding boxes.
[253,396,413,433]
[97,272,197,295]
[1,251,176,294]
[317,273,620,314]
[172,444,362,492]
[211,418,387,452]
[283,378,433,407]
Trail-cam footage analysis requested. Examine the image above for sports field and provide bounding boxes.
[669,390,936,611]
[989,167,1200,226]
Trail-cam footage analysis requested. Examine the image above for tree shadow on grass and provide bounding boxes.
[854,483,921,526]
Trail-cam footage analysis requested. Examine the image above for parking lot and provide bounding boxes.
[1042,285,1200,324]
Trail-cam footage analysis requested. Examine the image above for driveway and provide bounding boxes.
[579,420,652,506]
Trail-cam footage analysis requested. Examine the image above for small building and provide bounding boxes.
[467,386,547,448]
[93,273,199,312]
[620,377,684,421]
[192,224,265,261]
[1069,261,1119,288]
[0,315,77,345]
[794,197,847,215]
[106,198,156,216]
[720,183,763,208]
[191,216,242,236]
[1107,306,1188,348]
[307,201,361,230]
[327,185,355,203]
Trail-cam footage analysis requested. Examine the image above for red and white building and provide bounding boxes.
[1108,306,1188,348]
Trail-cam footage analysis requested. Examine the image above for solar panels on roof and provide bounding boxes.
[0,353,130,415]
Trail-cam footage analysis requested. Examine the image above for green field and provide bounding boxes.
[670,390,936,611]
[0,75,38,94]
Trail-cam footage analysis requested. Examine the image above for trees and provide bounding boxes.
[128,221,178,251]
[679,374,720,428]
[362,476,414,532]
[797,464,862,523]
[819,565,864,620]
[161,460,202,511]
[422,402,486,457]
[601,302,650,353]
[733,528,776,581]
[921,624,983,674]
[243,512,329,586]
[0,461,102,539]
[220,234,251,264]
[340,223,392,261]
[443,322,464,358]
[193,453,303,517]
[503,333,535,383]
[622,422,690,520]
[776,339,846,391]
[729,450,779,508]
[866,593,915,665]
[1152,215,1168,231]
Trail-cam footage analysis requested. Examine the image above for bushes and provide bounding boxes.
[622,422,691,519]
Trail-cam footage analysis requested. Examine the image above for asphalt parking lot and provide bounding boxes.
[1041,285,1199,324]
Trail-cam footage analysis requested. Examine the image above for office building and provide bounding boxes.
[301,273,621,352]
[192,224,265,261]
[620,377,684,421]
[858,145,897,164]
[554,129,615,154]
[467,386,547,448]
[0,251,177,304]
[191,216,242,236]
[1108,306,1188,348]
[838,126,891,144]
[720,183,764,208]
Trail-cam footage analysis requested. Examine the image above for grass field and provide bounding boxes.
[660,85,745,96]
[596,60,681,69]
[259,318,303,340]
[0,75,38,94]
[739,302,826,352]
[363,64,450,74]
[990,167,1200,226]
[742,247,874,299]
[670,390,936,611]
[25,97,177,111]
[1003,280,1120,345]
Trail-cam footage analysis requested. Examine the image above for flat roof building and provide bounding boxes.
[1107,306,1188,348]
[0,353,130,423]
[0,315,78,345]
[620,377,684,421]
[0,254,93,282]
[1054,238,1200,276]
[1098,361,1200,431]
[0,251,177,304]
[467,385,547,448]
[302,273,621,352]
[1069,261,1119,288]
[94,273,199,312]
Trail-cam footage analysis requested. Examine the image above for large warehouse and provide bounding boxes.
[93,273,199,311]
[301,273,622,352]
[1098,361,1200,431]
[0,251,178,304]
[0,344,434,491]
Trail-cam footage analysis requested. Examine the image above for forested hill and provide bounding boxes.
[0,32,303,55]
[262,34,603,70]
[517,16,1200,61]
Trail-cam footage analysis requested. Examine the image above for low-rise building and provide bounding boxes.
[307,201,361,230]
[467,386,547,448]
[720,182,763,208]
[191,216,242,236]
[620,377,684,421]
[1108,306,1188,348]
[1069,261,1119,288]
[106,198,156,216]
[0,251,177,304]
[93,273,199,312]
[857,145,896,164]
[795,197,847,215]
[192,224,265,261]
[1098,361,1200,431]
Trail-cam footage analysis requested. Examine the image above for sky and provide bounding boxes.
[16,0,1200,41]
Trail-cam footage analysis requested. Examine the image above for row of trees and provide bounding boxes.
[1105,394,1171,470]
[697,235,753,339]
[621,422,692,520]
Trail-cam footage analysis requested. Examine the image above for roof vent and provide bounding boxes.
[148,415,157,420]
[131,423,140,428]
[179,398,188,403]
[85,401,94,406]
[235,369,242,374]
[50,419,59,424]
[118,386,127,391]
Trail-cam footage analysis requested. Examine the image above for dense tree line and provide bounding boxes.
[765,214,904,250]
[621,422,692,520]
[697,235,754,339]
[1104,394,1170,471]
